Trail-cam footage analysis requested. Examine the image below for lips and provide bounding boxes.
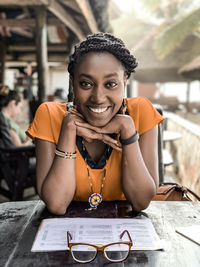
[88,106,109,113]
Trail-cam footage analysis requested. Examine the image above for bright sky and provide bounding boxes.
[113,0,135,12]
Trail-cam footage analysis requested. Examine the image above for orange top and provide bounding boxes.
[26,97,164,201]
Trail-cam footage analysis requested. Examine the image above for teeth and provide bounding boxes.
[89,107,108,113]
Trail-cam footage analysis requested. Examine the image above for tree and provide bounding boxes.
[139,0,200,59]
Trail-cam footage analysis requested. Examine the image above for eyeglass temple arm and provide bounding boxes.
[120,230,133,244]
[67,231,72,246]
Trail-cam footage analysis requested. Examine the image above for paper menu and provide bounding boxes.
[31,215,163,252]
[176,225,200,245]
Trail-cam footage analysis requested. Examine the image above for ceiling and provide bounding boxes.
[0,0,110,64]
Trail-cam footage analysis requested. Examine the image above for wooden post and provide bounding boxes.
[35,6,48,103]
[0,41,6,85]
[186,81,191,112]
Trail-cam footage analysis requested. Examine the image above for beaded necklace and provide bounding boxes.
[82,140,108,211]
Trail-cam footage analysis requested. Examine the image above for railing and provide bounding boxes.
[164,111,200,196]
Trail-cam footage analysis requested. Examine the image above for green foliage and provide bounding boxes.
[154,7,200,59]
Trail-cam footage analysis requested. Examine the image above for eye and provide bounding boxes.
[79,80,93,89]
[105,81,118,89]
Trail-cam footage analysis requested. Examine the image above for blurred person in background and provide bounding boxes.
[0,85,31,147]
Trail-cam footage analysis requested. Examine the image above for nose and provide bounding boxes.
[90,85,106,104]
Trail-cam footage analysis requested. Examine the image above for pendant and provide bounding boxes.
[88,193,102,210]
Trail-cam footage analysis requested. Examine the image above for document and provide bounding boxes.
[31,215,163,252]
[176,225,200,245]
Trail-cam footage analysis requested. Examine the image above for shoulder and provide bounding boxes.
[35,101,67,121]
[0,111,7,126]
[26,101,67,143]
[125,96,155,117]
[126,96,153,109]
[125,97,164,135]
[6,117,17,129]
[37,101,67,113]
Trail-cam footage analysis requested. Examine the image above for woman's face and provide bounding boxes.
[10,100,22,118]
[72,52,127,127]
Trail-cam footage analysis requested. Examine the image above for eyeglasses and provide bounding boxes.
[67,230,133,263]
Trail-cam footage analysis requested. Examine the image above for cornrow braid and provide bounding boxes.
[68,32,138,79]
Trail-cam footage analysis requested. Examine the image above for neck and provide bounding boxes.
[83,139,106,162]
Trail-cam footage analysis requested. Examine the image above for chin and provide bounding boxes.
[88,119,110,128]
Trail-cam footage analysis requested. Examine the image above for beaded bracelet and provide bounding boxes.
[55,148,77,159]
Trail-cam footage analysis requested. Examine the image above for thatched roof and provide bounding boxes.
[89,0,112,33]
[178,55,200,80]
[132,34,200,83]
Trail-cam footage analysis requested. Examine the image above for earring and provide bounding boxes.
[119,99,127,115]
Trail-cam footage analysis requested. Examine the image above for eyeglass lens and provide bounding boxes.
[71,243,129,263]
[71,245,96,262]
[104,244,129,262]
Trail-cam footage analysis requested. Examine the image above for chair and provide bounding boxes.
[0,145,36,201]
[154,104,164,183]
[0,111,36,200]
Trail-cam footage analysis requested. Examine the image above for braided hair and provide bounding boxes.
[68,33,138,79]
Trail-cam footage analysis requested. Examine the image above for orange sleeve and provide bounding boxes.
[26,102,56,143]
[126,97,165,135]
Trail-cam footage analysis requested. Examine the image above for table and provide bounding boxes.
[163,130,182,143]
[163,149,174,166]
[1,200,200,267]
[163,130,183,173]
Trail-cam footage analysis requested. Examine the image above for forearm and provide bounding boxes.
[41,158,76,215]
[122,142,157,211]
[9,129,23,147]
[39,122,77,214]
[120,121,157,211]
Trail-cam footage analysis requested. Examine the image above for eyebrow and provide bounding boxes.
[79,73,118,79]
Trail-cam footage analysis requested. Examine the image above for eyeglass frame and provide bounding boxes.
[67,229,133,263]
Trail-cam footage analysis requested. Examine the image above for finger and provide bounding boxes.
[87,131,118,146]
[75,121,98,130]
[69,109,85,119]
[103,139,122,152]
[101,133,119,146]
[64,110,69,117]
[76,126,100,142]
[75,121,118,135]
[84,137,93,143]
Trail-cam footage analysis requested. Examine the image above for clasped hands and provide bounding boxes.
[64,107,135,152]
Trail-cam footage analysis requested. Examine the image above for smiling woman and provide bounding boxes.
[26,33,164,215]
[73,52,125,127]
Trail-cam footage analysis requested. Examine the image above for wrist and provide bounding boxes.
[58,119,76,150]
[120,116,135,139]
[120,131,139,146]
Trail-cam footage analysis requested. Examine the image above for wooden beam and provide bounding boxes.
[0,18,62,27]
[35,6,48,103]
[8,44,68,52]
[0,18,36,27]
[61,0,83,14]
[41,0,85,41]
[0,0,49,6]
[6,53,68,63]
[75,0,98,33]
